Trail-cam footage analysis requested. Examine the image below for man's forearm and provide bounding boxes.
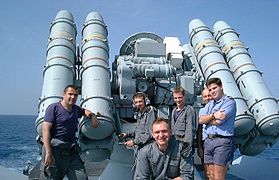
[84,109,99,128]
[42,127,52,155]
[84,109,95,118]
[208,119,221,125]
[199,113,215,124]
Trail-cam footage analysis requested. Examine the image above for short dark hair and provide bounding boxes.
[172,86,185,96]
[206,77,222,87]
[152,117,170,131]
[64,85,78,93]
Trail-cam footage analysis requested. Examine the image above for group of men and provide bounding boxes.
[39,77,236,180]
[129,77,236,180]
[131,87,195,180]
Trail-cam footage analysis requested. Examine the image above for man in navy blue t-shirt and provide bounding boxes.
[40,85,99,180]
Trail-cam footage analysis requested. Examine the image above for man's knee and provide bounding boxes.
[204,163,214,180]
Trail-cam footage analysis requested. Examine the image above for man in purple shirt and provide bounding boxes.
[199,78,236,180]
[40,85,99,180]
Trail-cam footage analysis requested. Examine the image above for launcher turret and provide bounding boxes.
[33,10,279,179]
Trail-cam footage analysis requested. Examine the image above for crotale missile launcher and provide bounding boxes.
[33,10,279,179]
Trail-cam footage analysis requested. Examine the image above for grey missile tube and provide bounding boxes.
[189,19,255,139]
[80,12,114,140]
[35,10,77,136]
[213,21,279,136]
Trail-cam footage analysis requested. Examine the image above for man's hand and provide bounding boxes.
[44,152,53,167]
[91,115,99,128]
[209,119,221,125]
[214,109,226,120]
[84,109,100,128]
[124,140,134,147]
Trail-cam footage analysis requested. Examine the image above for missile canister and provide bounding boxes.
[189,19,255,138]
[35,10,77,136]
[213,21,279,136]
[80,12,114,140]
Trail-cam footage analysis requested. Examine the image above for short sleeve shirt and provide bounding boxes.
[202,95,236,136]
[44,102,84,142]
[198,107,207,140]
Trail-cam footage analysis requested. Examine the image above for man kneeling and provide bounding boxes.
[134,118,193,180]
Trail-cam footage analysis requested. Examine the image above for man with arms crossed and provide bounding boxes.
[134,118,193,180]
[40,85,99,180]
[199,78,236,180]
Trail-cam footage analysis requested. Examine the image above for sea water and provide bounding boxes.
[0,115,39,173]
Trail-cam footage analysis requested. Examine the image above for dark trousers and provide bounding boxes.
[39,139,88,180]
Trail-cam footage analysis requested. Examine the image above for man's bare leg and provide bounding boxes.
[204,164,209,179]
[205,163,214,180]
[213,164,228,180]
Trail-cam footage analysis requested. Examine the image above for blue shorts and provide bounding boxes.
[204,137,234,166]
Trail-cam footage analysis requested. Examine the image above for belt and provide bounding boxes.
[207,134,232,139]
[54,144,80,156]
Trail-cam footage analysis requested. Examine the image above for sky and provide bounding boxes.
[0,0,278,115]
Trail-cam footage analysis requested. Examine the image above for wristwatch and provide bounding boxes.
[212,113,215,120]
[88,113,96,119]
